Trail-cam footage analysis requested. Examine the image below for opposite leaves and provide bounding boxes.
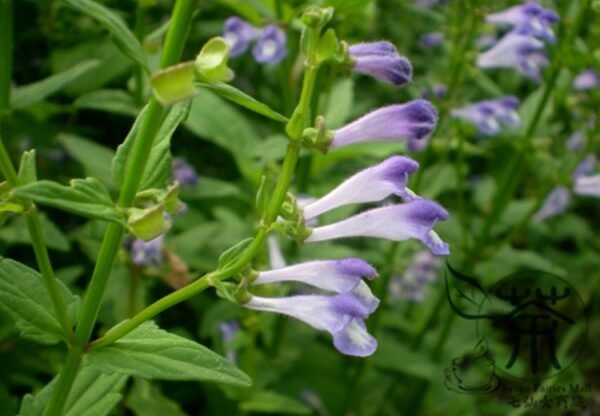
[87,321,252,387]
[0,258,79,344]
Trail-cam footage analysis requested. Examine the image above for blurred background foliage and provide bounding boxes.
[1,0,600,415]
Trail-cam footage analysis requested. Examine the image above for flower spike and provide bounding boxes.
[451,96,521,136]
[486,2,559,43]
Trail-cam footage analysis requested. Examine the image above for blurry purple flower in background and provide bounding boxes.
[252,24,287,64]
[389,251,442,302]
[131,235,164,267]
[419,32,444,49]
[172,157,198,186]
[302,156,419,220]
[476,35,498,50]
[329,100,437,149]
[533,186,571,223]
[574,174,600,197]
[573,155,597,180]
[451,96,521,136]
[420,84,447,100]
[415,0,448,7]
[477,31,548,80]
[567,131,585,152]
[219,320,240,363]
[306,200,450,256]
[349,41,413,87]
[486,2,559,43]
[223,17,260,57]
[573,69,600,91]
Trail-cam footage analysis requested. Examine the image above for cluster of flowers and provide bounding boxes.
[234,40,449,356]
[451,96,521,137]
[477,1,559,81]
[223,17,287,65]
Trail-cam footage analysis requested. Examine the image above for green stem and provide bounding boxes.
[0,138,74,341]
[44,1,196,414]
[0,0,12,111]
[133,3,146,106]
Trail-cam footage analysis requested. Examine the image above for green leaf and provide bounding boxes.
[18,365,127,416]
[15,178,124,224]
[324,79,354,129]
[196,81,288,123]
[87,321,252,386]
[11,60,100,108]
[126,379,186,416]
[315,28,338,64]
[63,0,150,73]
[218,238,254,269]
[18,150,37,185]
[0,257,79,344]
[59,134,115,186]
[0,214,70,252]
[371,335,437,380]
[73,89,139,116]
[240,390,312,415]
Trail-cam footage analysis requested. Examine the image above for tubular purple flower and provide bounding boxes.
[477,31,547,80]
[533,186,571,222]
[306,200,450,255]
[574,174,600,197]
[573,69,600,91]
[219,320,239,363]
[573,155,596,180]
[131,235,164,266]
[302,156,420,220]
[223,17,260,57]
[329,100,438,149]
[451,96,521,136]
[252,24,287,64]
[349,41,412,87]
[419,32,444,48]
[172,157,198,186]
[486,2,559,43]
[244,294,377,356]
[567,131,585,152]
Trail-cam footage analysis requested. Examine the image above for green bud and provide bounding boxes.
[194,37,234,83]
[127,203,170,241]
[279,192,298,220]
[302,115,333,152]
[150,61,197,105]
[301,6,334,28]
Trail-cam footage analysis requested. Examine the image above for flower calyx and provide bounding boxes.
[302,116,334,152]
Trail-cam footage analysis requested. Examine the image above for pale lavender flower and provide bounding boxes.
[486,2,559,43]
[420,84,447,100]
[254,258,379,312]
[476,35,498,50]
[477,31,547,80]
[573,155,596,180]
[349,41,412,87]
[219,320,240,363]
[223,17,261,57]
[419,33,444,49]
[567,131,585,152]
[389,251,442,302]
[306,200,450,255]
[451,96,521,136]
[131,235,164,266]
[302,156,419,220]
[533,186,571,223]
[244,294,377,356]
[574,174,600,197]
[252,24,287,64]
[172,157,198,186]
[573,69,600,91]
[329,100,437,149]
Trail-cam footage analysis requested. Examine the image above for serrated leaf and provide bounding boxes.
[63,0,150,73]
[73,89,139,116]
[195,81,288,123]
[17,150,37,185]
[59,134,115,186]
[240,390,312,415]
[112,101,189,190]
[218,238,254,269]
[0,214,70,252]
[87,321,252,386]
[0,257,79,344]
[11,60,101,108]
[15,178,124,224]
[18,365,127,416]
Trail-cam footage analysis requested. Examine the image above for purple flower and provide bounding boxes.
[420,84,447,100]
[172,157,198,186]
[567,131,585,152]
[389,251,442,302]
[306,200,450,255]
[252,24,287,64]
[477,31,547,80]
[349,41,412,87]
[533,186,571,223]
[451,96,521,136]
[329,100,437,149]
[302,156,420,220]
[486,2,559,43]
[419,32,444,49]
[131,235,164,266]
[574,174,600,197]
[244,294,377,356]
[223,17,261,57]
[573,69,600,91]
[219,320,240,363]
[476,35,498,50]
[573,155,596,180]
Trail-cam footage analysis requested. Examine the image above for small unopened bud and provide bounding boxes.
[127,203,170,241]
